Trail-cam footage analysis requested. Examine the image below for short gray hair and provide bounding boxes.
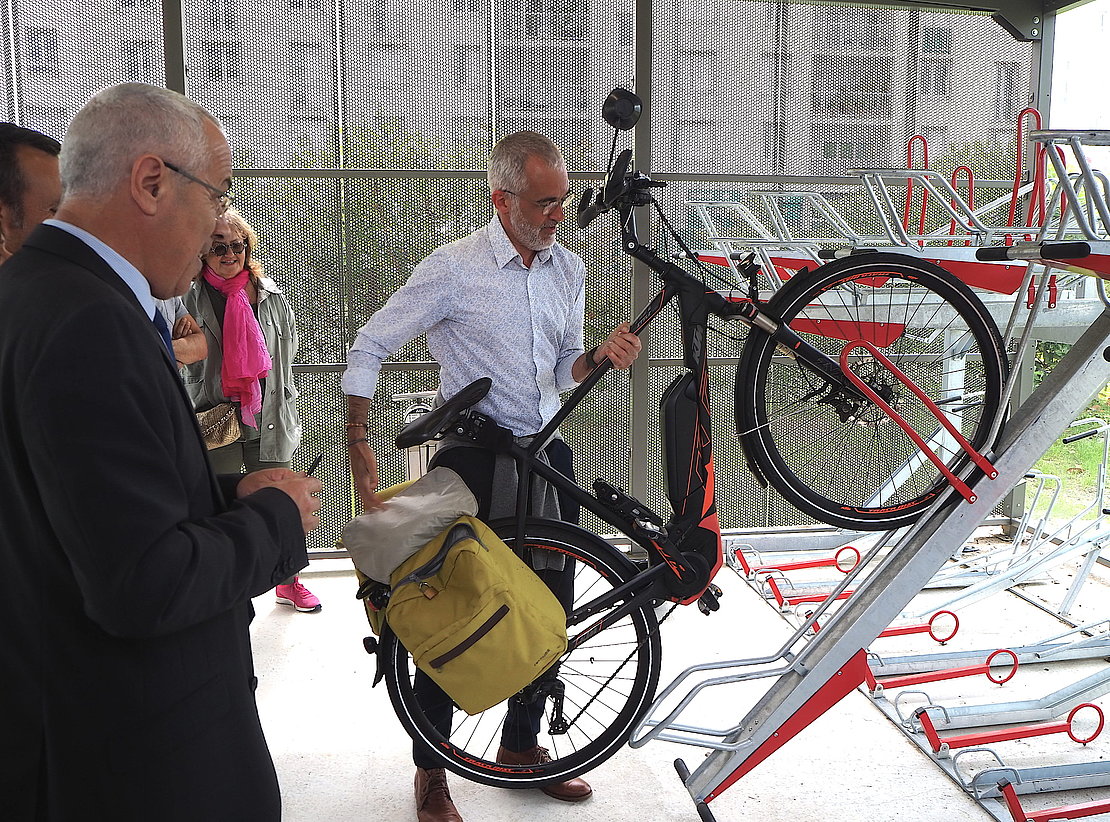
[488,131,563,193]
[60,83,222,200]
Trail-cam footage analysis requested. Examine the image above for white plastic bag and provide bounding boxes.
[341,467,478,583]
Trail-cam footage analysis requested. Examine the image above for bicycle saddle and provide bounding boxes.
[395,377,492,449]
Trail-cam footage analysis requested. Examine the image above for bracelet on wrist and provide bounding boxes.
[585,345,600,366]
[346,422,368,428]
[348,437,370,446]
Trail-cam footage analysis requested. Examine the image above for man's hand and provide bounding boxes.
[348,440,383,512]
[171,312,207,366]
[571,321,642,382]
[596,322,642,369]
[237,468,322,534]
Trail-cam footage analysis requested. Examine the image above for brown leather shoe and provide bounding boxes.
[414,767,464,822]
[496,745,593,802]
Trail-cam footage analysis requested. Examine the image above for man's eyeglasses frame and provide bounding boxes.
[163,159,234,216]
[501,189,575,217]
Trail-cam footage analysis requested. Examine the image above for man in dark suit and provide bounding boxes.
[0,83,322,821]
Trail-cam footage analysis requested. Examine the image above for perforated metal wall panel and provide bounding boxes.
[4,0,1035,550]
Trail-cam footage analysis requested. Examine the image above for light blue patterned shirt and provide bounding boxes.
[342,215,586,436]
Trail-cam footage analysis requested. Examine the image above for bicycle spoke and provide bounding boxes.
[737,253,1007,529]
[384,520,662,788]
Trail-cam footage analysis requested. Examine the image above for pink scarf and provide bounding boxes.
[203,265,272,427]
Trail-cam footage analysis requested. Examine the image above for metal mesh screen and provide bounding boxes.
[653,2,1034,182]
[0,0,167,139]
[4,0,1036,549]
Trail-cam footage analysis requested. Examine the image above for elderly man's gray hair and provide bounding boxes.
[60,83,222,201]
[488,131,563,194]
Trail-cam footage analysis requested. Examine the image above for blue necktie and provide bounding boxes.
[152,309,174,359]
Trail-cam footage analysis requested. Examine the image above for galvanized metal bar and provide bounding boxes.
[679,309,1110,803]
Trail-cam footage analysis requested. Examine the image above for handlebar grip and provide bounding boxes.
[577,187,602,230]
[604,148,633,206]
[976,241,1092,262]
[975,246,1014,261]
[1063,428,1102,444]
[1041,241,1092,259]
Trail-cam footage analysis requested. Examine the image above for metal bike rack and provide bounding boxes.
[868,618,1110,678]
[630,309,1110,819]
[392,390,438,481]
[886,665,1110,731]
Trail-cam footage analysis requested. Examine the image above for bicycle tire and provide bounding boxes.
[381,517,662,789]
[736,252,1008,530]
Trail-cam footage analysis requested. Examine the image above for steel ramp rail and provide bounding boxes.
[883,666,1110,731]
[868,619,1110,677]
[638,309,1110,817]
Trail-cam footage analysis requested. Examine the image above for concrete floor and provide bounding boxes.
[249,556,1035,822]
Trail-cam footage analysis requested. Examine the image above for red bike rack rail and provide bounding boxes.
[914,702,1104,757]
[733,544,859,578]
[839,340,998,503]
[876,609,959,643]
[866,648,1017,696]
[749,545,860,576]
[998,777,1110,822]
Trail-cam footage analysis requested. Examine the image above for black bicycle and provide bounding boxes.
[366,88,1009,791]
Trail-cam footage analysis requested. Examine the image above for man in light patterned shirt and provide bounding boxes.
[343,131,640,822]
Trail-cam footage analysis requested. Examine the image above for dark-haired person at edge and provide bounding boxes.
[0,122,61,262]
[343,130,642,822]
[0,83,321,821]
[183,207,321,613]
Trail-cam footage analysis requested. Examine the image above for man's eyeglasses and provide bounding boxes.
[207,240,247,257]
[163,159,234,216]
[502,189,575,217]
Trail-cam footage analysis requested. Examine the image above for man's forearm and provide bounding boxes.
[347,395,372,425]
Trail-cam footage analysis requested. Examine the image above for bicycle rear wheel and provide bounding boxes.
[736,252,1008,530]
[382,518,662,789]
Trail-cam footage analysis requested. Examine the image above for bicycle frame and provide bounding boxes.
[498,192,878,608]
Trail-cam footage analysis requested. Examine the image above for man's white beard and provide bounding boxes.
[508,201,557,251]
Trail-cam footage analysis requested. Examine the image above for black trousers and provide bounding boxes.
[412,439,577,767]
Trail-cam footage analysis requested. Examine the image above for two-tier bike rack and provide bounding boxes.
[630,131,1110,822]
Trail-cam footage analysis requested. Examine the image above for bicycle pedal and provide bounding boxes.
[697,589,720,615]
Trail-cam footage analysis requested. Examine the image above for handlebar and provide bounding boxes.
[394,377,491,449]
[1062,427,1105,444]
[975,241,1091,262]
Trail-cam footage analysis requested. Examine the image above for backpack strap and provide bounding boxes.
[392,521,477,589]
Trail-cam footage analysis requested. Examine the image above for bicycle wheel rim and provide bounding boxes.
[383,519,662,789]
[736,253,1008,530]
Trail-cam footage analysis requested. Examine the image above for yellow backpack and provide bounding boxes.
[360,516,568,715]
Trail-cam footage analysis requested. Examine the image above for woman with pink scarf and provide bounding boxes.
[182,208,321,613]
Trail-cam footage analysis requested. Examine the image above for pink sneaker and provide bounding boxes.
[275,577,322,613]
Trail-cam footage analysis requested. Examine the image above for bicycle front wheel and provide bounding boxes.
[736,252,1008,530]
[382,518,662,789]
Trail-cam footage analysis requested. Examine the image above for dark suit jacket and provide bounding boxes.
[0,225,309,821]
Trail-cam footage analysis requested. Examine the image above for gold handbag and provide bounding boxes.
[196,402,241,450]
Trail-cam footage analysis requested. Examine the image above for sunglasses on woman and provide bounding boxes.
[208,240,247,256]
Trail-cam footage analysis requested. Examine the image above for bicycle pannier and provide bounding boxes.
[384,516,568,715]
